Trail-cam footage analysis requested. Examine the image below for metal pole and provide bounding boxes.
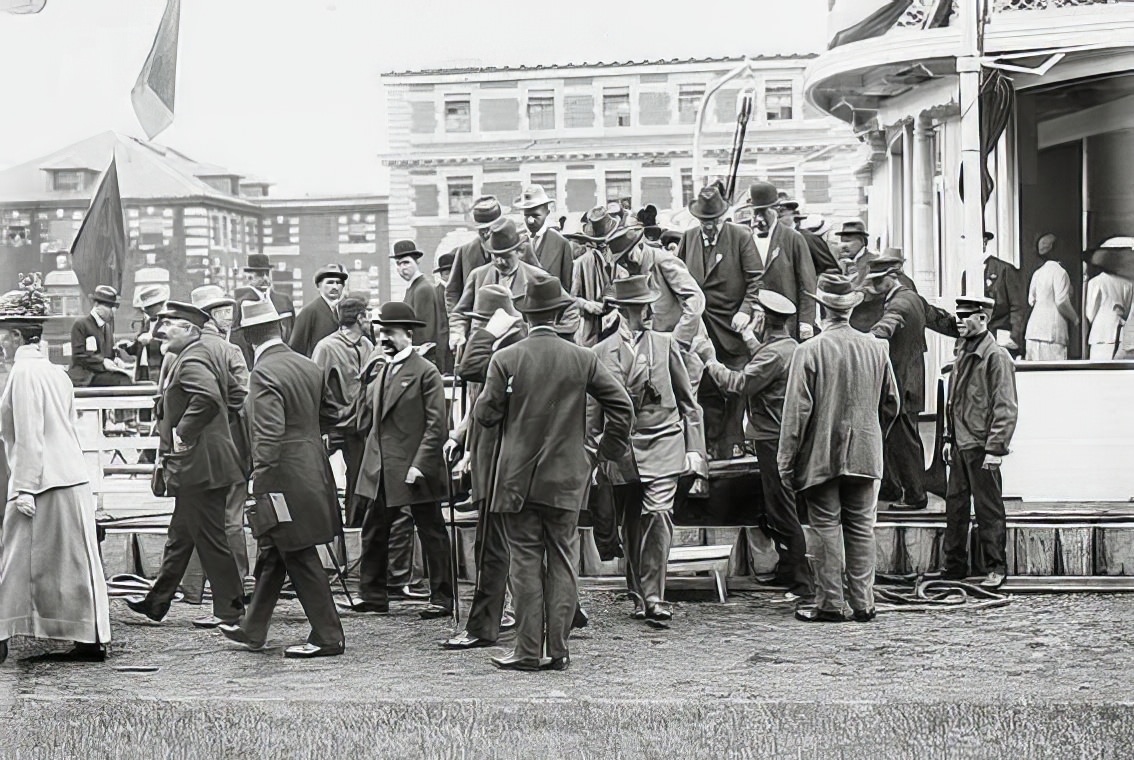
[958,0,986,293]
[691,60,754,187]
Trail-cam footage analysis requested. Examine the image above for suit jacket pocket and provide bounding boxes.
[161,448,194,495]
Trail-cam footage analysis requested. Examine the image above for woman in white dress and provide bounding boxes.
[0,283,110,664]
[1025,233,1079,361]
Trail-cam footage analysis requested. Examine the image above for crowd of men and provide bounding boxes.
[33,179,1020,670]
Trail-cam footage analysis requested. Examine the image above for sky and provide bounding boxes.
[0,0,827,196]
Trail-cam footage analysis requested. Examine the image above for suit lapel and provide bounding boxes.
[765,225,783,269]
[626,334,651,388]
[382,355,419,418]
[684,232,707,284]
[704,226,727,278]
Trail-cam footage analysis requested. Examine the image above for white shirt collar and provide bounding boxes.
[321,293,341,310]
[531,217,553,244]
[388,344,414,365]
[253,337,285,363]
[528,325,557,335]
[407,271,424,286]
[90,308,106,327]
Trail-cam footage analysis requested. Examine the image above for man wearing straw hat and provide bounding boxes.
[589,275,702,623]
[121,283,170,383]
[779,273,899,623]
[515,183,574,289]
[475,275,632,671]
[231,253,295,366]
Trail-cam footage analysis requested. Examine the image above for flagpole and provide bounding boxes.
[958,0,985,294]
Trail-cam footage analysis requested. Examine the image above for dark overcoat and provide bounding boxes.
[355,351,448,507]
[531,227,576,289]
[869,285,927,414]
[231,289,295,366]
[403,276,441,346]
[474,329,633,514]
[756,223,818,338]
[246,343,342,551]
[675,221,761,362]
[801,230,841,275]
[444,235,539,317]
[67,313,114,387]
[288,297,338,358]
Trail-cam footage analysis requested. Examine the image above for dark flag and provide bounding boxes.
[828,0,914,49]
[70,156,127,300]
[131,0,181,140]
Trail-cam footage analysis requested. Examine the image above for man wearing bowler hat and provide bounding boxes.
[433,252,455,374]
[393,240,443,368]
[125,301,247,628]
[68,285,132,387]
[589,275,702,623]
[699,290,814,604]
[475,275,632,671]
[451,217,579,348]
[744,181,818,341]
[219,299,346,659]
[515,184,574,289]
[675,182,761,459]
[348,302,455,619]
[779,274,899,623]
[231,253,295,366]
[289,263,348,357]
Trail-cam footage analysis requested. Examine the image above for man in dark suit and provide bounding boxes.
[863,256,929,511]
[394,240,442,367]
[433,252,455,375]
[231,253,296,366]
[219,300,345,659]
[289,264,347,357]
[348,302,455,619]
[960,232,1026,357]
[799,216,842,275]
[475,275,633,671]
[515,184,575,288]
[68,285,132,387]
[676,183,761,458]
[744,182,818,340]
[124,302,247,627]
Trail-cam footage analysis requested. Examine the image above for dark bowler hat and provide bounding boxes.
[864,252,905,280]
[809,273,864,311]
[90,285,121,306]
[373,301,426,328]
[433,251,455,274]
[390,240,425,260]
[157,300,210,328]
[688,184,730,220]
[471,196,503,228]
[836,219,869,239]
[483,218,526,255]
[756,289,797,316]
[243,253,272,272]
[515,273,573,314]
[956,295,995,315]
[465,283,519,321]
[604,275,661,306]
[747,181,780,210]
[314,263,349,284]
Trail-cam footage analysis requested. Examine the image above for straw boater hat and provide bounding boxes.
[243,253,272,273]
[157,301,211,328]
[470,196,503,229]
[373,301,426,328]
[513,185,553,211]
[90,285,121,307]
[514,273,573,314]
[465,283,518,321]
[239,299,283,328]
[482,218,526,255]
[688,184,730,220]
[604,275,661,306]
[810,273,864,310]
[133,283,169,310]
[314,263,349,284]
[190,285,235,313]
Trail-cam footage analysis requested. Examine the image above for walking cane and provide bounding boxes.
[325,540,355,607]
[445,357,464,628]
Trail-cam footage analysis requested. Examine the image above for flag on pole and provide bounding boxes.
[70,156,127,299]
[131,0,181,140]
[828,0,914,49]
[1,0,47,13]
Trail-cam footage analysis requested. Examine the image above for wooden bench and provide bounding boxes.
[667,544,733,603]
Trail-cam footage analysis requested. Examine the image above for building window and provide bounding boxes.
[413,185,439,217]
[803,174,831,204]
[768,175,796,199]
[270,215,295,245]
[445,98,471,132]
[52,170,86,192]
[605,171,632,209]
[139,216,165,248]
[678,84,704,125]
[603,88,631,127]
[448,177,474,215]
[680,169,695,207]
[529,173,557,201]
[765,80,794,121]
[527,92,555,130]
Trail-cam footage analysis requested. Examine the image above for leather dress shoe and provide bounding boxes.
[338,600,389,614]
[419,604,453,620]
[284,642,344,659]
[499,611,516,631]
[852,608,877,623]
[646,602,673,621]
[218,624,266,652]
[21,644,108,664]
[491,653,544,671]
[794,607,847,623]
[191,615,236,629]
[571,607,589,630]
[442,631,495,650]
[123,597,165,625]
[387,585,430,600]
[543,655,570,671]
[631,601,647,620]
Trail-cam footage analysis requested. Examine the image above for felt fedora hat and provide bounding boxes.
[604,275,661,306]
[314,263,349,284]
[755,289,797,316]
[390,240,425,260]
[239,299,283,328]
[483,218,526,255]
[515,273,573,314]
[607,223,646,254]
[90,285,121,306]
[243,253,272,272]
[688,184,730,220]
[190,284,235,312]
[465,283,519,321]
[157,300,211,328]
[747,181,780,210]
[373,301,427,328]
[809,273,864,310]
[471,196,503,229]
[836,219,869,239]
[566,206,621,245]
[513,184,553,211]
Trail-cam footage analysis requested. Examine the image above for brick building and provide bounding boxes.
[382,55,867,300]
